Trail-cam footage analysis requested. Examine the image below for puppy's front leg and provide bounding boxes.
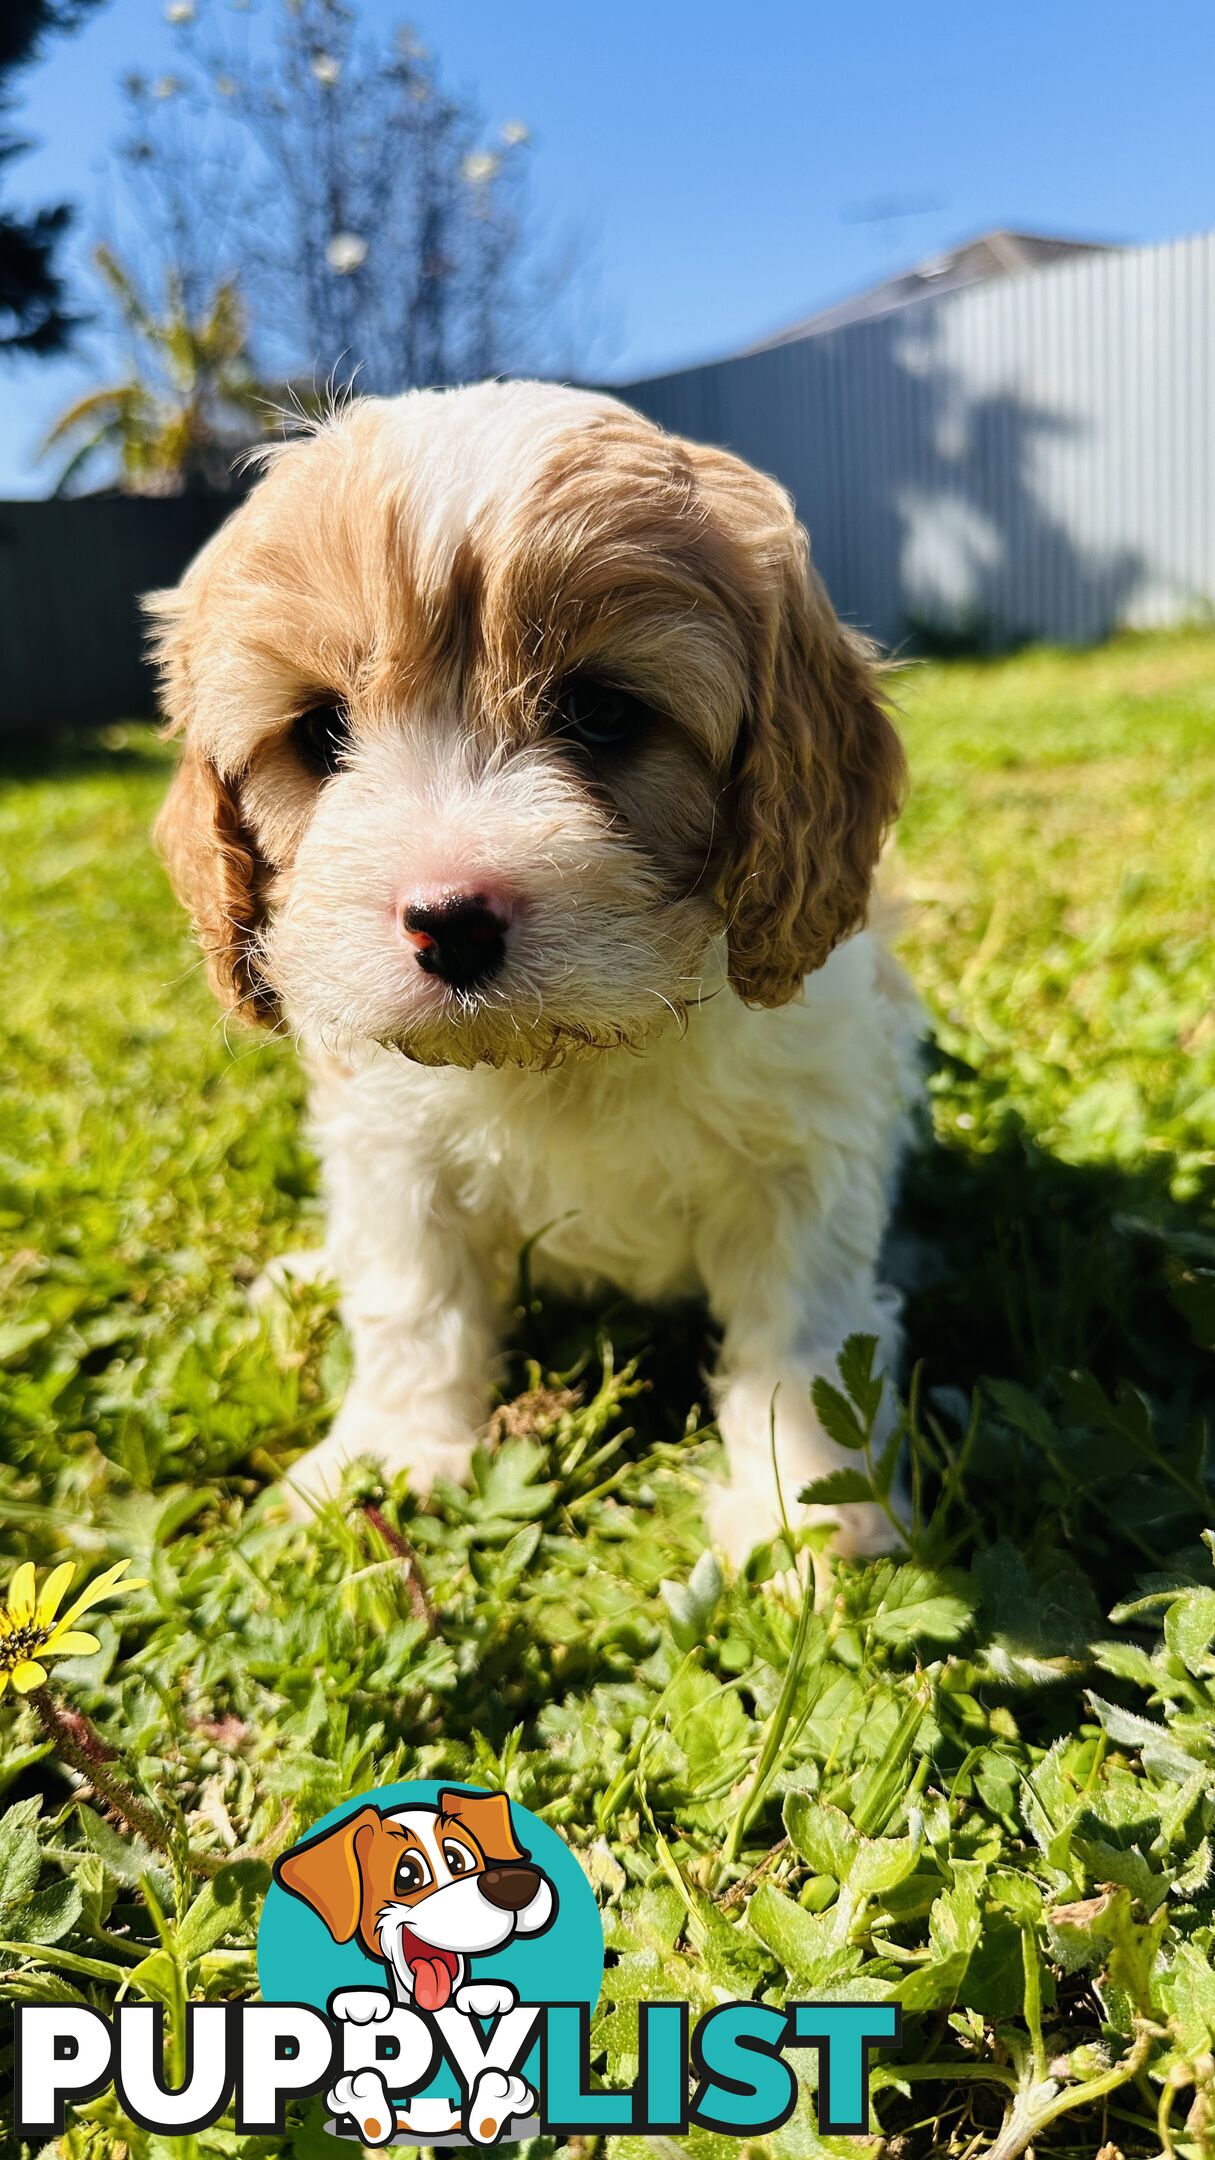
[697,1185,904,1567]
[286,1112,499,1510]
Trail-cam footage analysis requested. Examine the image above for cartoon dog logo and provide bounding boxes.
[274,1787,556,2145]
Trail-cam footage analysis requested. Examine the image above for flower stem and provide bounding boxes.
[362,1502,437,1634]
[1019,1920,1047,2084]
[983,2028,1155,2160]
[29,1688,222,1878]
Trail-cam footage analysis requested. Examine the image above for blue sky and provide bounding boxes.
[3,0,1214,494]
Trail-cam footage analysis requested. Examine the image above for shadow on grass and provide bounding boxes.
[892,1080,1212,1603]
[894,1099,1209,1406]
[506,1275,714,1457]
[506,1060,1212,1612]
[450,1088,1209,1745]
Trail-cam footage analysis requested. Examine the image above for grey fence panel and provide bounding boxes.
[0,494,234,735]
[622,229,1215,646]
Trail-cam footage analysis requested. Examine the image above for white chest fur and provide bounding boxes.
[310,931,913,1307]
[292,931,920,1562]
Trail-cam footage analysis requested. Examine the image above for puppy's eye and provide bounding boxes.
[443,1841,473,1876]
[394,1853,430,1896]
[553,678,651,752]
[292,700,350,777]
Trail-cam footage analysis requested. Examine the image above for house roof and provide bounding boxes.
[745,228,1117,351]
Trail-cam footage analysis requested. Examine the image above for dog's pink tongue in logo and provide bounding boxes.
[402,1930,459,2010]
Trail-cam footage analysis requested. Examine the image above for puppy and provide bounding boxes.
[151,379,918,1560]
[276,1789,550,2145]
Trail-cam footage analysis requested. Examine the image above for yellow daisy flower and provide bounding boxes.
[0,1558,146,1698]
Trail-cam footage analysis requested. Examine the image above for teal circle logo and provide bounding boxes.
[257,1781,603,2145]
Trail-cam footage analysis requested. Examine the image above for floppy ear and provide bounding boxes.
[723,515,906,1007]
[438,1788,527,1864]
[147,579,276,1023]
[154,742,276,1020]
[273,1805,382,1943]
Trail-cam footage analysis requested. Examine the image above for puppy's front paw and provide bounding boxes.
[466,2068,536,2145]
[454,1980,517,2019]
[282,1395,477,1517]
[705,1477,903,1568]
[327,2068,395,2146]
[704,1477,787,1570]
[804,1496,904,1558]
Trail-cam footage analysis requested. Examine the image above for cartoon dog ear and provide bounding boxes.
[437,1789,526,1864]
[274,1804,382,1943]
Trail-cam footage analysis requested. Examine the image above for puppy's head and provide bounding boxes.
[275,1790,555,2005]
[152,381,904,1067]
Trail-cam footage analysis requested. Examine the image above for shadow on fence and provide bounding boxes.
[625,233,1215,646]
[831,313,1147,651]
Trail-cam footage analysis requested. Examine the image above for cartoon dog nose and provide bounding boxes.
[479,1865,540,1911]
[399,891,509,992]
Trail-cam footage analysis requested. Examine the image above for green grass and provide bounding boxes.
[1,629,1213,2160]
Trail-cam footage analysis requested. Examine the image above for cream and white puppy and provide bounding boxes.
[152,379,918,1560]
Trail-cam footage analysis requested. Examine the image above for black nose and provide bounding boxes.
[479,1864,541,1912]
[400,894,506,992]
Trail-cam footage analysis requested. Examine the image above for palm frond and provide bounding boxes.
[42,250,274,492]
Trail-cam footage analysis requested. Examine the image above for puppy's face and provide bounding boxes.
[152,382,904,1067]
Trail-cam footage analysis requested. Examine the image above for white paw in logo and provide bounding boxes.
[466,2067,536,2145]
[330,1986,394,2025]
[453,1980,518,2019]
[328,2067,396,2147]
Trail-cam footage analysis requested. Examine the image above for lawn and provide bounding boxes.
[1,628,1213,2160]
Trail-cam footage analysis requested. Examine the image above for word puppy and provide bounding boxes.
[153,379,918,1559]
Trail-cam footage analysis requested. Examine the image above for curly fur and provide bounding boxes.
[724,518,907,1004]
[153,738,276,1018]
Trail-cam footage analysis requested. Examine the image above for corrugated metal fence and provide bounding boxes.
[623,229,1215,646]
